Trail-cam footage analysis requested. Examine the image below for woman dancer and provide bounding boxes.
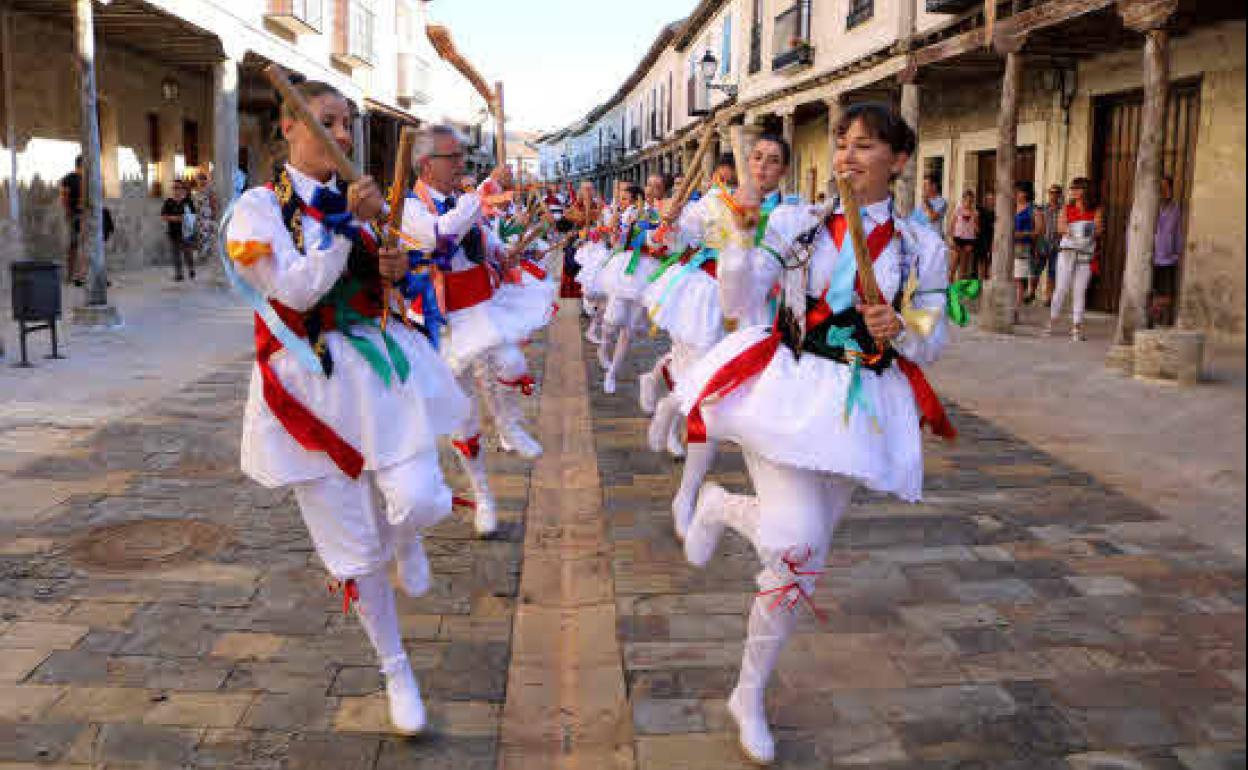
[575,181,626,341]
[675,104,953,763]
[223,82,469,735]
[597,174,670,393]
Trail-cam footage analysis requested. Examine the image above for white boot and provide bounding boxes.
[672,441,716,541]
[639,355,671,415]
[453,438,497,537]
[381,654,427,736]
[648,394,681,454]
[727,598,799,765]
[491,379,543,459]
[684,483,761,567]
[395,530,431,597]
[666,418,686,459]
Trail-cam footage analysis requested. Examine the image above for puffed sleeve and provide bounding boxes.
[717,202,793,324]
[225,188,352,313]
[893,221,950,365]
[400,192,485,252]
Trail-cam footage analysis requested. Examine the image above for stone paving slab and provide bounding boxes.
[0,327,548,768]
[585,328,1245,770]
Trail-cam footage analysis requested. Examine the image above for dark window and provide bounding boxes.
[182,119,200,168]
[847,0,874,29]
[749,0,763,74]
[147,113,162,197]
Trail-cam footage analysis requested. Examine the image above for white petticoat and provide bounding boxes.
[242,322,470,488]
[598,251,659,303]
[443,289,549,374]
[674,325,926,502]
[574,242,612,296]
[642,264,725,350]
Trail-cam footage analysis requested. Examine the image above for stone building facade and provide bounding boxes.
[537,0,1246,343]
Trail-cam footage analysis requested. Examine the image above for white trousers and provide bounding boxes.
[1050,251,1093,326]
[292,450,452,580]
[453,343,528,441]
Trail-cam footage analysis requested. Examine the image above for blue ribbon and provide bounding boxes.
[308,186,360,249]
[397,252,448,349]
[217,202,323,376]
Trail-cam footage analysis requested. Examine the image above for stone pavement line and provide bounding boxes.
[498,299,637,770]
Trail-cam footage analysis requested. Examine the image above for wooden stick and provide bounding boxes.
[493,81,508,169]
[833,173,885,304]
[379,126,418,330]
[729,125,759,230]
[664,121,719,221]
[263,65,358,183]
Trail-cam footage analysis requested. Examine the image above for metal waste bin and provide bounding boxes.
[10,260,63,366]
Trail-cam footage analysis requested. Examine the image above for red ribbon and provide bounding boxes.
[756,546,827,622]
[520,260,548,281]
[328,578,360,614]
[686,331,782,444]
[896,358,957,440]
[452,434,482,460]
[660,362,675,391]
[498,374,536,396]
[452,495,476,510]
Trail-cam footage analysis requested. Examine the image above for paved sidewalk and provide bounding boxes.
[0,298,1242,769]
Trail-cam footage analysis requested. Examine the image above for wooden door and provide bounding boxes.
[1089,80,1200,312]
[974,145,1037,203]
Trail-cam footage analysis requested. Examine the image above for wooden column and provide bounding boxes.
[824,93,843,197]
[1110,0,1177,363]
[779,108,796,195]
[979,35,1025,335]
[896,63,921,217]
[71,0,116,323]
[2,7,18,227]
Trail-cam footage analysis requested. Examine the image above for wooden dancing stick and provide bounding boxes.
[425,19,507,168]
[833,173,885,305]
[729,125,760,230]
[493,81,508,169]
[379,126,418,330]
[263,65,358,183]
[664,121,719,221]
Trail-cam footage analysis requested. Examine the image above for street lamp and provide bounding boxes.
[699,50,738,98]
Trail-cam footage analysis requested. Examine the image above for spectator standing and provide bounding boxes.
[948,190,979,281]
[1012,181,1039,319]
[1047,177,1103,341]
[1151,175,1183,327]
[160,180,197,281]
[909,173,947,233]
[974,191,996,279]
[1034,184,1063,304]
[58,156,85,286]
[190,169,219,266]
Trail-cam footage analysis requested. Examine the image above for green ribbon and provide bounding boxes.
[945,279,982,327]
[825,324,873,426]
[647,248,687,283]
[499,217,525,241]
[328,279,411,387]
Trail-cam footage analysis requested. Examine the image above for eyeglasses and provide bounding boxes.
[431,152,464,160]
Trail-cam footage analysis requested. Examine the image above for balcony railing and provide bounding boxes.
[925,0,978,11]
[397,53,430,106]
[772,1,813,72]
[266,0,323,35]
[847,0,874,29]
[333,0,375,69]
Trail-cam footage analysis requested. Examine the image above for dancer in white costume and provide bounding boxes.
[400,126,548,538]
[223,82,470,735]
[674,106,956,764]
[597,174,671,394]
[575,180,625,342]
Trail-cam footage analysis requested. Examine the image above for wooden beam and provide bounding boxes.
[914,0,1116,67]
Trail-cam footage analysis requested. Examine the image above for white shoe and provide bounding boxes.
[586,322,603,345]
[684,482,729,567]
[381,655,427,736]
[597,344,612,371]
[454,442,498,538]
[728,686,775,765]
[671,489,696,541]
[396,534,431,597]
[473,499,498,538]
[639,371,659,414]
[666,421,686,459]
[499,422,543,460]
[603,370,617,394]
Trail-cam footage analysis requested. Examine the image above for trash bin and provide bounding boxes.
[9,260,63,366]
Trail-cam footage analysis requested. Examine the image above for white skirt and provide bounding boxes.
[242,322,470,488]
[674,325,926,502]
[642,263,725,350]
[444,288,549,374]
[599,251,660,303]
[574,242,612,296]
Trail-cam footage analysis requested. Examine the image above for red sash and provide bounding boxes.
[443,264,496,312]
[687,213,955,444]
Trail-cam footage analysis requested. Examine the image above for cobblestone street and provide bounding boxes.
[0,300,1243,769]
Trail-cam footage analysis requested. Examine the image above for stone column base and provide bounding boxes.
[72,303,122,328]
[1104,343,1134,374]
[977,280,1015,334]
[1133,328,1205,385]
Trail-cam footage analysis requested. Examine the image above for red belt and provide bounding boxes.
[444,264,496,313]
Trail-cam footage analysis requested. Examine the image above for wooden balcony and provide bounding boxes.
[265,0,323,36]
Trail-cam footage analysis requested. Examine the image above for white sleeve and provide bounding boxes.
[400,193,484,253]
[718,207,789,323]
[225,188,352,313]
[893,223,950,365]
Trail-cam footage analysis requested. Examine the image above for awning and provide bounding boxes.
[365,98,421,126]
